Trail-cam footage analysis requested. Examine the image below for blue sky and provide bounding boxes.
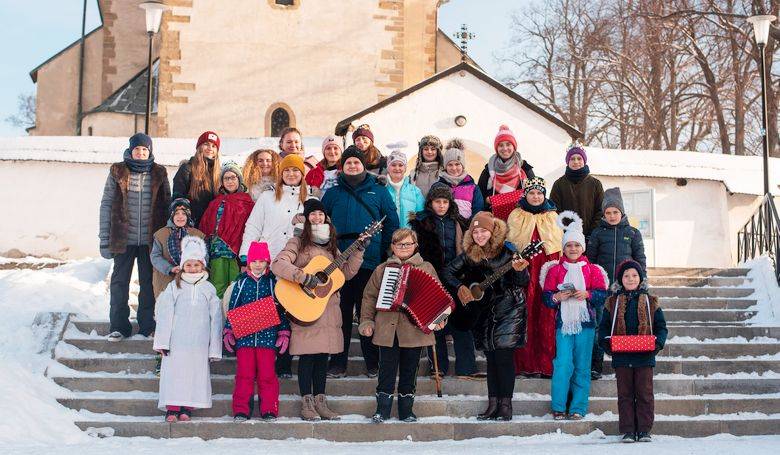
[0,0,521,137]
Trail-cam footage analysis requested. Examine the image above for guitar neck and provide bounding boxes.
[480,250,534,289]
[326,241,359,274]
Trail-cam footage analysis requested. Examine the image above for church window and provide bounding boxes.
[275,0,294,5]
[271,107,291,136]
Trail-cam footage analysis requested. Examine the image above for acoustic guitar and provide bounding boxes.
[275,217,385,323]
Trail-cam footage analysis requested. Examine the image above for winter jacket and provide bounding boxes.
[411,162,442,198]
[442,217,528,351]
[239,185,315,261]
[271,236,364,355]
[437,174,484,220]
[549,174,604,237]
[477,161,535,207]
[248,179,275,202]
[172,157,217,225]
[199,191,255,257]
[599,287,668,368]
[359,253,437,348]
[586,216,647,283]
[408,210,465,273]
[223,272,290,349]
[321,173,400,270]
[150,223,206,298]
[99,160,170,256]
[305,162,340,197]
[540,256,609,329]
[386,177,425,229]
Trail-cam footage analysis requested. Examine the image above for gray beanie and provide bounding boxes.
[388,150,407,166]
[443,138,465,165]
[602,187,625,214]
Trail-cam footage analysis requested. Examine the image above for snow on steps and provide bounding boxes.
[48,266,780,439]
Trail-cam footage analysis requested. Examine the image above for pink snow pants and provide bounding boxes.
[233,347,279,416]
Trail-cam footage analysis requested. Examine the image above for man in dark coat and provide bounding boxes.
[549,146,604,237]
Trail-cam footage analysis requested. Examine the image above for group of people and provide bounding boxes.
[98,124,666,442]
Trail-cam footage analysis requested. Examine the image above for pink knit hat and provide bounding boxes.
[321,135,343,154]
[247,241,271,264]
[493,124,517,152]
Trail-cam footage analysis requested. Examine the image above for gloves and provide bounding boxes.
[301,274,320,289]
[276,330,291,354]
[222,328,236,353]
[99,246,113,260]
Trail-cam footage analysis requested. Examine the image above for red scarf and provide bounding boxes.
[198,192,254,255]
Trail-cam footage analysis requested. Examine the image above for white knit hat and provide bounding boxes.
[179,236,208,267]
[557,210,586,250]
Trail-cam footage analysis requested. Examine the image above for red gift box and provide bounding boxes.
[490,190,524,221]
[610,335,657,353]
[226,296,281,338]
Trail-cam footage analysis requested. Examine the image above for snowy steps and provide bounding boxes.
[50,266,780,440]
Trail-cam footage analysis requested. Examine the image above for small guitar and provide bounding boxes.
[275,217,385,323]
[467,240,545,301]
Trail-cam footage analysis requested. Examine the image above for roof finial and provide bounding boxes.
[453,24,475,63]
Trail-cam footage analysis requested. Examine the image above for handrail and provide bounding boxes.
[738,193,780,285]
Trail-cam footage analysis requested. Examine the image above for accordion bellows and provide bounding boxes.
[377,264,455,334]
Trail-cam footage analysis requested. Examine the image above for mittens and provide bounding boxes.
[276,330,291,354]
[301,274,320,289]
[222,328,236,353]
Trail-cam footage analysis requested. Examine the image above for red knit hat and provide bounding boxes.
[196,131,220,150]
[493,124,517,152]
[247,241,271,265]
[352,125,375,144]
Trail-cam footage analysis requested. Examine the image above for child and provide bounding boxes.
[586,187,647,379]
[386,150,425,229]
[443,212,530,421]
[271,199,366,421]
[99,132,171,341]
[243,149,279,201]
[541,211,609,420]
[222,241,290,422]
[150,198,205,299]
[477,125,536,209]
[198,162,255,298]
[306,135,343,197]
[153,236,223,422]
[408,184,479,380]
[359,228,445,423]
[172,131,221,225]
[599,260,667,443]
[436,139,484,220]
[411,135,444,197]
[549,145,604,237]
[352,124,387,177]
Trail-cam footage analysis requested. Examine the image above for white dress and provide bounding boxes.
[153,275,223,410]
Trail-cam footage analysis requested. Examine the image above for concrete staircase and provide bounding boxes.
[47,267,780,441]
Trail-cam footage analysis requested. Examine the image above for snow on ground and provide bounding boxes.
[743,256,780,326]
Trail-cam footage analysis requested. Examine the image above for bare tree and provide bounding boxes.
[5,93,36,131]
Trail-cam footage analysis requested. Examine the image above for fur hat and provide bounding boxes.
[470,211,496,233]
[352,125,374,143]
[247,241,271,264]
[443,138,465,165]
[524,176,547,195]
[321,135,343,154]
[220,161,246,192]
[602,187,625,214]
[279,154,305,174]
[303,198,327,218]
[418,135,443,154]
[494,124,517,152]
[129,133,153,152]
[196,131,220,150]
[566,145,587,165]
[558,210,586,250]
[341,145,366,167]
[180,236,208,267]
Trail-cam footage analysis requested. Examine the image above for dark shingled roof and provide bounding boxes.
[89,60,158,115]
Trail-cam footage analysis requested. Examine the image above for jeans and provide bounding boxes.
[551,327,594,415]
[109,245,155,337]
[427,324,477,375]
[329,268,379,372]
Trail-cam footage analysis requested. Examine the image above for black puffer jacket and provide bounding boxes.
[172,157,216,225]
[586,216,646,283]
[442,218,529,351]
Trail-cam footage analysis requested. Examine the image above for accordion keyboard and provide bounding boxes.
[376,265,401,311]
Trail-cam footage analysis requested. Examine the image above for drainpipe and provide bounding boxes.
[76,0,87,135]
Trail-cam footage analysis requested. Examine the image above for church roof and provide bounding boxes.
[335,62,583,139]
[88,60,158,115]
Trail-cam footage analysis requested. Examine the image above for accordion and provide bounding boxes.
[376,264,455,334]
[490,189,524,221]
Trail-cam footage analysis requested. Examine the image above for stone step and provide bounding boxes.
[667,325,780,339]
[659,298,757,310]
[647,268,750,278]
[55,355,780,376]
[652,287,754,298]
[649,276,749,287]
[58,394,780,418]
[71,416,780,440]
[51,375,780,397]
[663,309,756,322]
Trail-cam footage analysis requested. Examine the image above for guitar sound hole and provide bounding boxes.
[315,272,329,284]
[471,286,483,301]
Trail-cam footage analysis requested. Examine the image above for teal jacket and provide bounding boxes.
[386,177,425,229]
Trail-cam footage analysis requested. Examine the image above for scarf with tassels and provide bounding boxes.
[167,227,188,266]
[560,260,590,335]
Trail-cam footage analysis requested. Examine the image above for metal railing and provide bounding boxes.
[738,194,780,285]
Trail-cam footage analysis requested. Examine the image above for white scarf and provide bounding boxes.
[560,261,590,335]
[311,224,331,244]
[181,271,208,284]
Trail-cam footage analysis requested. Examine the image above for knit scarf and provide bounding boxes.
[487,153,522,194]
[311,224,331,244]
[608,291,657,336]
[519,197,557,215]
[560,260,590,335]
[167,226,188,266]
[439,170,467,186]
[181,271,208,284]
[123,148,155,173]
[565,165,590,184]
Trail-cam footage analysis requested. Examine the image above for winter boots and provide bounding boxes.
[300,395,320,421]
[477,397,498,420]
[372,392,394,423]
[495,397,513,421]
[397,393,417,422]
[314,394,340,420]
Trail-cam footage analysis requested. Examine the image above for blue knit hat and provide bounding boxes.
[129,133,153,152]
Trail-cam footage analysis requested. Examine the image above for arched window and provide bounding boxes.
[275,0,294,5]
[271,108,290,137]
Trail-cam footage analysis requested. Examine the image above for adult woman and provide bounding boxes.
[199,162,255,298]
[306,135,343,197]
[506,177,562,378]
[278,127,304,158]
[271,199,366,421]
[443,212,529,421]
[549,145,604,238]
[243,149,279,201]
[411,135,443,197]
[321,148,400,378]
[352,124,387,176]
[477,125,535,209]
[173,131,221,225]
[385,150,424,229]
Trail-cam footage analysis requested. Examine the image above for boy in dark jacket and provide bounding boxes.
[599,260,667,443]
[409,183,479,379]
[586,187,646,379]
